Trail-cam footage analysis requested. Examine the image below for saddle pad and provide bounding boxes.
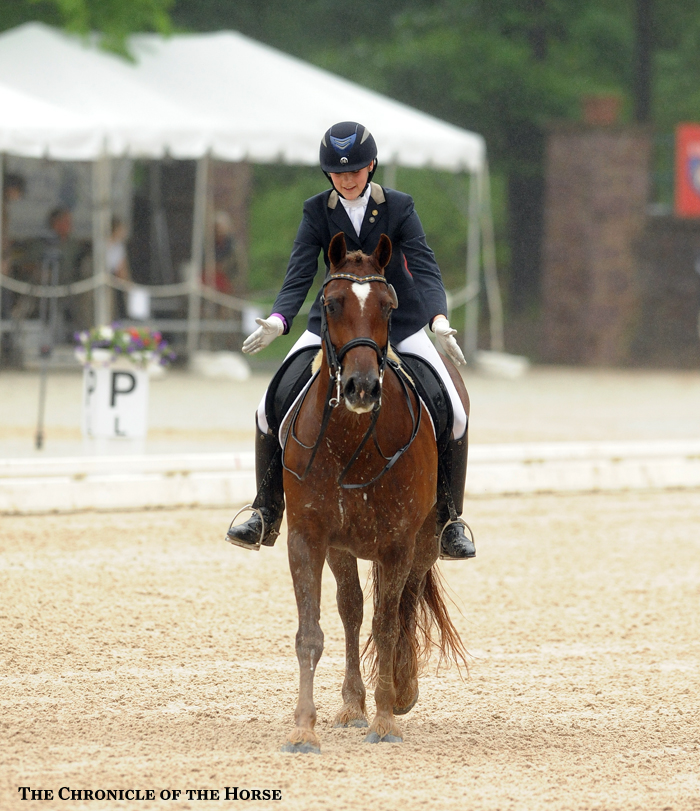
[392,351,454,453]
[264,346,319,435]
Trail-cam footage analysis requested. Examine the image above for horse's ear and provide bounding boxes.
[329,232,347,270]
[373,234,392,271]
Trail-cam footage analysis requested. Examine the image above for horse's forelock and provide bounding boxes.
[330,250,385,277]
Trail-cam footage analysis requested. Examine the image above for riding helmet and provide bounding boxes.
[320,121,378,177]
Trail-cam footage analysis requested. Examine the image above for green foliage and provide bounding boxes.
[1,0,173,54]
[248,165,325,295]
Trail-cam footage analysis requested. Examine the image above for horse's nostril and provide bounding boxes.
[344,373,380,405]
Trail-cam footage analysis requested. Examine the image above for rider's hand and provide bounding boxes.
[242,315,285,355]
[431,316,466,366]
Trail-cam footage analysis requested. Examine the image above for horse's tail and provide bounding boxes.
[362,563,469,696]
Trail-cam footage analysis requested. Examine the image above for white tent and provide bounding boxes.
[128,31,485,172]
[0,23,217,158]
[0,23,500,356]
[0,81,102,159]
[0,23,485,170]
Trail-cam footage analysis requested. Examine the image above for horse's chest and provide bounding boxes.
[307,481,421,538]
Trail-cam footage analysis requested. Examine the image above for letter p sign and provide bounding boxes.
[111,371,137,406]
[81,366,149,439]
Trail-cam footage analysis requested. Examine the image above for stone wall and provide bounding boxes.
[540,124,652,365]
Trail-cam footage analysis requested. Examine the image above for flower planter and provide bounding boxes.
[74,326,175,440]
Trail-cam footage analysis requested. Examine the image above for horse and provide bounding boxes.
[280,232,469,753]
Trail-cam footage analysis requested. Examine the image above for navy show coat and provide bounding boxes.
[270,182,448,344]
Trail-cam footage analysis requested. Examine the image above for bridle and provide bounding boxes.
[320,271,393,408]
[283,270,422,488]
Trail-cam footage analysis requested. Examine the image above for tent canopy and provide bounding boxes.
[0,23,485,172]
[129,30,485,172]
[0,81,102,159]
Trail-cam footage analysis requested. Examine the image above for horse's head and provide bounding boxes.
[322,232,398,414]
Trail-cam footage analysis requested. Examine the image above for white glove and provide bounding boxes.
[242,315,285,355]
[431,316,466,366]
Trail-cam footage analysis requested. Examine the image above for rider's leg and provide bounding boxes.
[226,420,285,549]
[226,331,322,549]
[394,330,475,560]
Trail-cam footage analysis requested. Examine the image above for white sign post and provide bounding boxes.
[82,363,149,439]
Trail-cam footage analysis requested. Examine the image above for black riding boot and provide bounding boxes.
[437,435,476,560]
[226,424,285,550]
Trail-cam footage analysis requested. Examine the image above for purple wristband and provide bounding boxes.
[270,313,288,334]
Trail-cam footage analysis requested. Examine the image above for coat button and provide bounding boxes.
[369,217,375,223]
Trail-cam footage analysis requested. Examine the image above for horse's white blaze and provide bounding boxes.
[351,282,371,314]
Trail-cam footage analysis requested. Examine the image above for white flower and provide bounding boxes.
[99,325,114,341]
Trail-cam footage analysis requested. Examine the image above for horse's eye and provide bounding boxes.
[326,298,340,316]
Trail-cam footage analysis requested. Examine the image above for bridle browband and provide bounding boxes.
[283,269,421,488]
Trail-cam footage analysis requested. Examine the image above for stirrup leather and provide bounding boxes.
[225,504,267,552]
[438,517,475,561]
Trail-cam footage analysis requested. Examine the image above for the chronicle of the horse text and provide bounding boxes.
[17,786,283,802]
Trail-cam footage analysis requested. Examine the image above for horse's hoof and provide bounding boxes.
[394,688,419,716]
[333,718,368,729]
[280,741,321,755]
[364,731,403,744]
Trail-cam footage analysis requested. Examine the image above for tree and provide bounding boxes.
[0,0,173,54]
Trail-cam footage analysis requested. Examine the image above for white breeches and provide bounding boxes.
[256,328,467,439]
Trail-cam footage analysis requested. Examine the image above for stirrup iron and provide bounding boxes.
[438,517,475,561]
[225,504,266,552]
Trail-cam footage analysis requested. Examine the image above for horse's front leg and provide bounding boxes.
[365,552,412,744]
[326,548,367,729]
[282,528,326,754]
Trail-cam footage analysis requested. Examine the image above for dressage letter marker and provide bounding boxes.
[82,365,149,440]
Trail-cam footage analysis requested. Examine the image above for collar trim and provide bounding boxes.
[329,182,385,210]
[370,182,385,204]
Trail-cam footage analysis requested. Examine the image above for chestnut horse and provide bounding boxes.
[281,232,468,753]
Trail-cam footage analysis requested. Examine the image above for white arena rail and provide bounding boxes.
[1,440,700,514]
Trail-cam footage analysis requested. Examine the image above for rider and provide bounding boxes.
[226,121,475,560]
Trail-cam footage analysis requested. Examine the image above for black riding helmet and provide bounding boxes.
[320,121,378,193]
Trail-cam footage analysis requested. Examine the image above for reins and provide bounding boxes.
[282,270,421,488]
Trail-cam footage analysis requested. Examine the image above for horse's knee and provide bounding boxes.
[295,627,324,664]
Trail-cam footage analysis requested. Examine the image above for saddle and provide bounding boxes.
[265,346,319,436]
[392,350,454,455]
[264,345,454,453]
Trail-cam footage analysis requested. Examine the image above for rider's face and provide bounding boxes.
[329,162,374,200]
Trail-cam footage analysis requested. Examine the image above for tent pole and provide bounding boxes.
[91,149,111,326]
[463,168,481,359]
[480,160,504,352]
[383,160,397,190]
[187,153,208,361]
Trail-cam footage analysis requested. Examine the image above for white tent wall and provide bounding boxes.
[0,22,502,363]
